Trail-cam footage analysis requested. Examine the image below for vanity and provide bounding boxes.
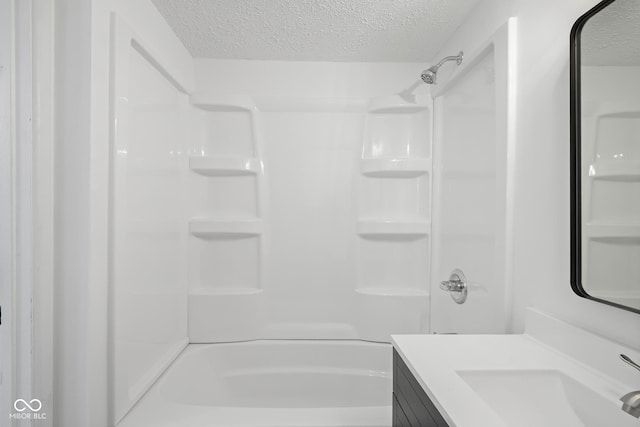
[393,348,448,427]
[391,309,640,427]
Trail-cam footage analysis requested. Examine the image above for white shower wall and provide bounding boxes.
[108,8,194,422]
[429,22,514,334]
[107,7,435,417]
[188,60,433,343]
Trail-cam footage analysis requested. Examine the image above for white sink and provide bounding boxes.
[392,310,640,427]
[457,369,637,427]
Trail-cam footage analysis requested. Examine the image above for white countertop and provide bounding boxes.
[391,309,640,427]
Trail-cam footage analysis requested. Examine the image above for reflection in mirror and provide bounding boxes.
[571,0,640,313]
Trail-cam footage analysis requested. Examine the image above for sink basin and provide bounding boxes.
[457,369,637,427]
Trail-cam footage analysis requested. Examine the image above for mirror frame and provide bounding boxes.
[570,0,640,315]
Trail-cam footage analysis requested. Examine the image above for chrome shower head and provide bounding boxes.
[421,67,438,84]
[420,51,463,84]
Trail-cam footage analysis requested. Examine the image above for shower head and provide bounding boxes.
[421,67,438,84]
[421,51,463,84]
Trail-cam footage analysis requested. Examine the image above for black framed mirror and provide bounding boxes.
[571,0,640,314]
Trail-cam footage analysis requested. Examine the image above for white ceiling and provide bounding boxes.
[151,0,481,62]
[581,0,640,66]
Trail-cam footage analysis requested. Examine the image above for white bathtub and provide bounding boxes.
[117,340,392,427]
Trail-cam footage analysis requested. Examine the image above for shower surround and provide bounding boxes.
[186,62,433,344]
[109,9,433,423]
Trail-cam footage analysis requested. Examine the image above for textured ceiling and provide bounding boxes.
[151,0,481,62]
[581,0,640,66]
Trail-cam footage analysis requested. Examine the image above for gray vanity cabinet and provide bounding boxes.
[393,349,449,427]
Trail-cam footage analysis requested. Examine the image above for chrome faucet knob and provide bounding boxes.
[440,269,468,304]
[440,279,464,292]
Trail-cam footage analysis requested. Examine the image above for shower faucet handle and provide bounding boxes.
[440,268,468,304]
[440,278,465,292]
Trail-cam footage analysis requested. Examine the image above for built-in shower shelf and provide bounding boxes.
[190,287,263,296]
[189,156,261,176]
[584,224,640,240]
[188,218,263,238]
[368,95,429,114]
[357,220,430,236]
[190,93,256,112]
[588,160,640,181]
[356,288,429,297]
[361,158,430,177]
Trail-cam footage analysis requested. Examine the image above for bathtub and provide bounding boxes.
[117,340,392,427]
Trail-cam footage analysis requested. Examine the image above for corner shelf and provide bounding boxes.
[357,219,430,236]
[190,93,256,112]
[189,156,261,176]
[368,95,429,114]
[189,218,263,238]
[361,158,430,178]
[588,160,640,181]
[584,224,640,240]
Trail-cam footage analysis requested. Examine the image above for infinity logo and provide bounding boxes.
[14,399,42,412]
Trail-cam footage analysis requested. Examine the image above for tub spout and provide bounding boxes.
[620,354,640,418]
[620,391,640,418]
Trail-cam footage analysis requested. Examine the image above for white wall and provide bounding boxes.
[194,60,429,99]
[433,0,640,349]
[190,60,433,343]
[53,1,93,425]
[0,0,13,418]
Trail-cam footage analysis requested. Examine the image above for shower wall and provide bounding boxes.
[428,21,515,334]
[101,2,195,423]
[107,15,435,418]
[188,60,433,343]
[93,3,438,424]
[111,42,190,420]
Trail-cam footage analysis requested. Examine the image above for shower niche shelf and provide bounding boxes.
[190,93,259,158]
[188,218,263,238]
[357,219,430,236]
[583,224,640,240]
[587,160,640,181]
[356,94,433,309]
[361,158,430,178]
[189,156,261,176]
[362,95,431,159]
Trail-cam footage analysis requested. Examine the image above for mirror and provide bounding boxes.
[571,0,640,314]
